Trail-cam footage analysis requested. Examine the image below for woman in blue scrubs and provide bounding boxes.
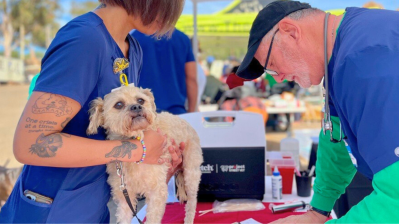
[0,1,185,223]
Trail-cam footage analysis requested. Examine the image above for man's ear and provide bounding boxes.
[87,97,104,135]
[278,18,301,42]
[140,88,157,113]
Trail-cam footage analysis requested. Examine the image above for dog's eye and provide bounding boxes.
[137,98,145,105]
[114,102,124,109]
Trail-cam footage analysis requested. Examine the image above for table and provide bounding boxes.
[132,176,336,223]
[198,103,306,124]
[198,104,307,115]
[155,202,306,223]
[265,106,307,115]
[198,104,218,112]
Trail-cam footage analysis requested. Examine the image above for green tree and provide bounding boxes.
[0,0,17,58]
[70,0,98,17]
[0,0,60,59]
[10,0,33,60]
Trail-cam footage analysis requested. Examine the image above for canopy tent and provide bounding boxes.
[184,0,346,60]
[187,0,234,60]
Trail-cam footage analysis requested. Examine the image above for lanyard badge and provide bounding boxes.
[113,58,130,86]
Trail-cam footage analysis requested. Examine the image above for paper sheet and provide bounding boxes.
[233,218,262,224]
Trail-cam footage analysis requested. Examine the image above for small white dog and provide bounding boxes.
[87,86,203,224]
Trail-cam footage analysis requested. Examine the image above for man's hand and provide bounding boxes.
[269,211,328,224]
[165,139,185,183]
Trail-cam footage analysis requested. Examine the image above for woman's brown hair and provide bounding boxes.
[99,0,185,37]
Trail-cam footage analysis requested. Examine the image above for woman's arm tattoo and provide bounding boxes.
[29,133,64,157]
[61,117,71,128]
[32,93,73,117]
[105,141,137,159]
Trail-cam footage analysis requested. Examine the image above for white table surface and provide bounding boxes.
[198,104,307,114]
[265,106,307,114]
[132,176,336,223]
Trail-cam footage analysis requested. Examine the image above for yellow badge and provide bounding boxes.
[113,58,130,86]
[113,58,129,74]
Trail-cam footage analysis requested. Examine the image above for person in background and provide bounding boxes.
[196,59,207,109]
[190,38,207,109]
[0,1,185,223]
[132,29,198,114]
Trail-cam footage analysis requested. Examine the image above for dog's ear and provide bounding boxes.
[87,97,104,135]
[140,88,156,112]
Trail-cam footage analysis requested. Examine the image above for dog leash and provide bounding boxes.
[116,161,144,224]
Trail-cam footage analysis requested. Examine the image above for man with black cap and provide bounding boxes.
[228,1,399,223]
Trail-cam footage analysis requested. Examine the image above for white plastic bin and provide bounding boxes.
[179,111,266,201]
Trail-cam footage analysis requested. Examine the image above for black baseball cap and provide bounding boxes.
[236,1,311,80]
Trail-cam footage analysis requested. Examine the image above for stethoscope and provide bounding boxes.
[322,12,343,143]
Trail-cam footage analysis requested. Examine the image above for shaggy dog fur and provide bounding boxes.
[87,86,203,224]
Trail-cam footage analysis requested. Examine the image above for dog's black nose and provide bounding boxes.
[130,104,142,112]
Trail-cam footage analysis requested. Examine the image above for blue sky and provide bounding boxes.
[58,0,399,25]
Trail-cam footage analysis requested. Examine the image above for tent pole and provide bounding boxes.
[193,0,199,61]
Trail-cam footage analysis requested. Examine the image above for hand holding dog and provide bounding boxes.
[141,129,185,171]
[139,129,168,165]
[166,139,185,182]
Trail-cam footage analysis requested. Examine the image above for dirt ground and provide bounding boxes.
[0,84,29,168]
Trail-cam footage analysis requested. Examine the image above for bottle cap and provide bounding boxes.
[273,166,280,176]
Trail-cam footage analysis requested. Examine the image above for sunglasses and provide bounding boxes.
[264,29,279,76]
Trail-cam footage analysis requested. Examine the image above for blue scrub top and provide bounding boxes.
[0,12,142,223]
[328,7,399,179]
[131,29,195,115]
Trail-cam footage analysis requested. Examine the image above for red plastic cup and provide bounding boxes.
[279,166,295,194]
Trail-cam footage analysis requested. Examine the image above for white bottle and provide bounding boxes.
[280,131,300,171]
[272,166,282,200]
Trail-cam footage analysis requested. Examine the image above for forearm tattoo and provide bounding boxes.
[96,3,106,9]
[105,141,137,159]
[29,133,64,157]
[32,93,72,117]
[61,117,71,128]
[24,117,59,133]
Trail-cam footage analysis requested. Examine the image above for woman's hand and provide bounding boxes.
[139,129,185,181]
[140,129,167,165]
